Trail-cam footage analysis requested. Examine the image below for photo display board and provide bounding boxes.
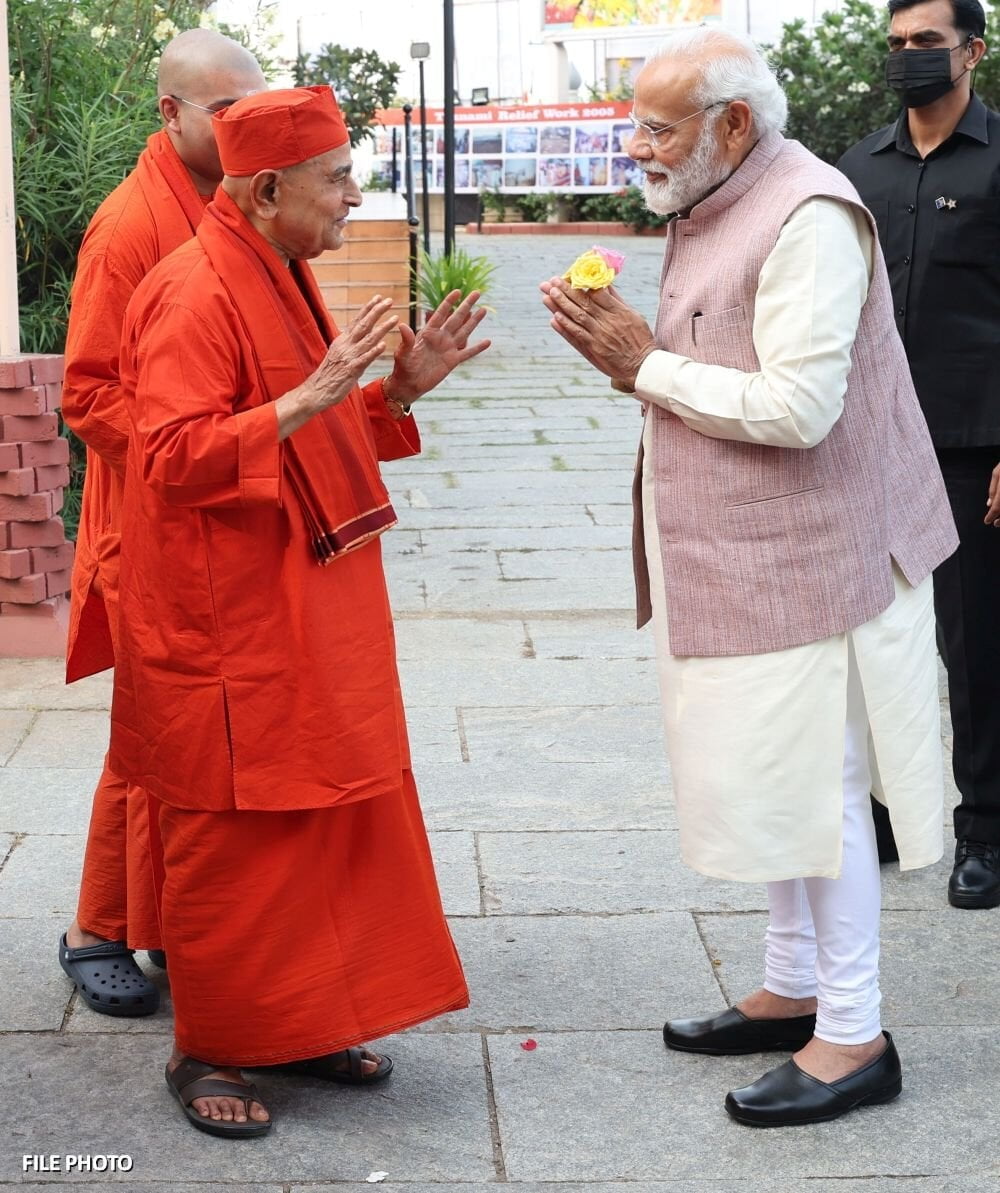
[372,100,645,194]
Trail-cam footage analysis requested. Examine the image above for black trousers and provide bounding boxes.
[935,447,1000,846]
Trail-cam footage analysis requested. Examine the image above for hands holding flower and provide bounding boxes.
[541,246,657,390]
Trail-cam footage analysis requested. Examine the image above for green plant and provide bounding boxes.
[576,187,670,232]
[515,192,557,222]
[414,248,496,315]
[294,43,400,147]
[9,0,272,537]
[768,0,1000,165]
[479,186,507,221]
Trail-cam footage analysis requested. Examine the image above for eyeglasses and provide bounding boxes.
[627,101,729,147]
[169,93,236,115]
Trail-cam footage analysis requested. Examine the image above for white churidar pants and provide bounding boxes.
[762,647,883,1045]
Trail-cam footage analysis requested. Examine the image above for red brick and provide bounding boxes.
[8,516,66,548]
[0,468,37,497]
[0,386,46,416]
[0,413,58,442]
[0,573,47,603]
[34,464,70,491]
[29,542,74,573]
[0,595,62,617]
[45,382,63,411]
[19,438,69,467]
[0,444,18,470]
[44,567,72,598]
[29,355,64,385]
[0,359,33,388]
[0,491,58,522]
[0,522,9,548]
[0,548,31,579]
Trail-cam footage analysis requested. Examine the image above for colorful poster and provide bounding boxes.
[544,0,722,32]
[373,101,638,195]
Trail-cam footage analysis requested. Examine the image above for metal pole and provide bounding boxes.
[443,0,456,256]
[402,105,419,331]
[419,60,430,255]
[391,126,398,193]
[0,0,21,354]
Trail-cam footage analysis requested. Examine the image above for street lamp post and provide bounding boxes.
[410,41,431,256]
[443,0,456,256]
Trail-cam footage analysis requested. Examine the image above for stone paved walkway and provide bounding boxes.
[1,232,998,1190]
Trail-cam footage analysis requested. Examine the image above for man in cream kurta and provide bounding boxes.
[541,28,956,1130]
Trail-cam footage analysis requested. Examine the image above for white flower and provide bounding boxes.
[818,104,832,116]
[847,81,871,94]
[827,54,842,66]
[198,11,216,27]
[154,18,179,41]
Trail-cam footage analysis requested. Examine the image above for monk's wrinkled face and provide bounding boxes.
[271,145,363,259]
[627,56,748,214]
[159,63,265,191]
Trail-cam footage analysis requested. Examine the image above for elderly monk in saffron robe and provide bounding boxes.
[59,30,265,1015]
[112,86,487,1137]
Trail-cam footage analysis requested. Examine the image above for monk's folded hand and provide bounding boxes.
[540,276,657,389]
[384,289,491,405]
[276,295,397,440]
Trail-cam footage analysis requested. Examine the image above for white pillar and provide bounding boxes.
[0,0,20,355]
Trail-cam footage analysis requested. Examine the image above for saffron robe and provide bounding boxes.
[114,194,467,1058]
[61,131,205,946]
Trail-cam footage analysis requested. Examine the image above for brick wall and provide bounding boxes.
[0,354,73,657]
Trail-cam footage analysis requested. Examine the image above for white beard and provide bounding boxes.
[639,119,734,215]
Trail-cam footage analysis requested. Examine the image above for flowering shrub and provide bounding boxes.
[576,187,670,231]
[10,0,275,534]
[769,0,1000,165]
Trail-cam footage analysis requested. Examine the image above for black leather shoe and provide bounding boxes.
[724,1032,901,1127]
[948,839,1000,909]
[663,1006,816,1055]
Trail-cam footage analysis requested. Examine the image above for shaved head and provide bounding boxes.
[157,29,263,99]
[156,29,266,193]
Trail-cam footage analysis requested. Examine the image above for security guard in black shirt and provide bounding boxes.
[839,0,1000,910]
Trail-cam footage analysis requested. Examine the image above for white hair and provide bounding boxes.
[645,28,788,138]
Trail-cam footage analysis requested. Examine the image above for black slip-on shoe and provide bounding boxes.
[948,840,1000,909]
[663,1006,816,1055]
[724,1031,902,1127]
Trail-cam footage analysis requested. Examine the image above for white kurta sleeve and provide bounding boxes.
[633,197,875,449]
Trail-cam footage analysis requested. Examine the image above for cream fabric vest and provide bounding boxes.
[632,131,958,657]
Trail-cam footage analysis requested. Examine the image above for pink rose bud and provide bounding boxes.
[592,245,625,274]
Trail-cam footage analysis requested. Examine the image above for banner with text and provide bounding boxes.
[373,101,645,194]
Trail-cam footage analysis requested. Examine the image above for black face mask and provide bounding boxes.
[885,43,968,108]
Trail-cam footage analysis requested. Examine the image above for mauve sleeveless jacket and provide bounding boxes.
[633,131,958,657]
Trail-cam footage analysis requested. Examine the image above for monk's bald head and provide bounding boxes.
[158,29,263,100]
[157,29,266,194]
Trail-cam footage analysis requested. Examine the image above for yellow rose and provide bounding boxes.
[563,250,616,291]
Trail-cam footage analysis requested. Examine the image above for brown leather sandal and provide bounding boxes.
[269,1046,393,1084]
[165,1057,272,1138]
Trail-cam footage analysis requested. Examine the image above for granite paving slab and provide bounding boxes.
[0,659,112,712]
[397,659,658,709]
[0,1031,495,1184]
[0,766,102,835]
[487,1027,1000,1182]
[458,704,665,766]
[478,830,767,916]
[696,908,1000,1027]
[0,834,83,917]
[0,917,73,1031]
[414,760,673,832]
[414,912,723,1033]
[6,710,110,769]
[428,831,481,917]
[0,709,35,766]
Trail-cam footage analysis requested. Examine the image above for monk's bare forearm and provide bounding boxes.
[274,300,398,441]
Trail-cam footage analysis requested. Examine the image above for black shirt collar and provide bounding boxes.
[871,93,990,155]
